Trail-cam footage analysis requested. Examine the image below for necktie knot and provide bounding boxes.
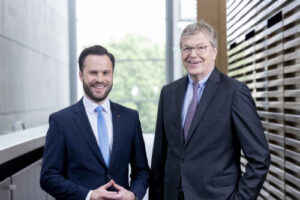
[192,82,199,92]
[95,105,104,113]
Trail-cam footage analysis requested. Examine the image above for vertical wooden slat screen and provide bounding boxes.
[226,0,300,199]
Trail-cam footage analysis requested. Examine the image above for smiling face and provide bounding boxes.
[79,54,113,105]
[181,31,217,82]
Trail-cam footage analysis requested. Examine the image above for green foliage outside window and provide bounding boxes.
[105,34,165,133]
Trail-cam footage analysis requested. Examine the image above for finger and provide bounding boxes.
[91,189,117,200]
[102,192,120,200]
[106,192,122,199]
[112,182,123,191]
[103,191,118,195]
[102,180,114,189]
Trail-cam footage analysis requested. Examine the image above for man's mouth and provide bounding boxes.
[187,60,203,67]
[94,85,105,89]
[92,83,106,91]
[188,60,203,65]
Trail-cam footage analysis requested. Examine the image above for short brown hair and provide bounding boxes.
[78,45,115,72]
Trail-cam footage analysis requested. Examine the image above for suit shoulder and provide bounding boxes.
[50,101,80,118]
[160,76,187,95]
[218,72,253,100]
[219,72,245,88]
[110,101,138,115]
[164,76,186,88]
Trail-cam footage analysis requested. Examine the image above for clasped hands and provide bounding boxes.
[90,180,135,200]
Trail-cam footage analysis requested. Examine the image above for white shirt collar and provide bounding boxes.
[187,67,214,88]
[83,96,111,114]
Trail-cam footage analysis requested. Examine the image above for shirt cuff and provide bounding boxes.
[85,190,93,200]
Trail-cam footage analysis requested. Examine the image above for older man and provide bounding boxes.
[150,21,270,200]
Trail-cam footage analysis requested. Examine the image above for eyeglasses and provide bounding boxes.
[181,45,207,55]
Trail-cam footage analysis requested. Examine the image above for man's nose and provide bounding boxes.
[95,73,104,82]
[189,48,198,57]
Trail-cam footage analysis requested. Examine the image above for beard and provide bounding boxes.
[82,79,113,103]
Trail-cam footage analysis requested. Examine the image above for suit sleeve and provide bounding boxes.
[232,83,271,200]
[149,87,168,200]
[129,111,150,200]
[40,114,89,200]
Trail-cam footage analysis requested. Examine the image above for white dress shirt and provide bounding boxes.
[83,96,113,150]
[82,95,113,200]
[181,69,214,128]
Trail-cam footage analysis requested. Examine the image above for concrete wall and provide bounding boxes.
[0,0,70,134]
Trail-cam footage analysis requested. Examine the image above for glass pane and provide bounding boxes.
[107,35,165,133]
[77,0,166,133]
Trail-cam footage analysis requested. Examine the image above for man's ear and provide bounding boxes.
[79,71,83,82]
[213,47,218,60]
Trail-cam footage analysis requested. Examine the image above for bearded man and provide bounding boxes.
[41,45,150,200]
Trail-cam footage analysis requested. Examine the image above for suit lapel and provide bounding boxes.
[184,68,221,148]
[72,99,107,167]
[174,77,189,144]
[108,101,122,167]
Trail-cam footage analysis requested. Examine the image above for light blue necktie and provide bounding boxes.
[95,106,110,167]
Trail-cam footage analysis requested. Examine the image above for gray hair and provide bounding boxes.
[180,20,218,48]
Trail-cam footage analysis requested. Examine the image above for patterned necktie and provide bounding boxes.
[183,82,199,140]
[95,106,110,167]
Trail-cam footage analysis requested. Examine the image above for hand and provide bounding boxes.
[112,180,135,200]
[90,180,118,200]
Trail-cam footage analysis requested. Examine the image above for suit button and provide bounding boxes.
[181,158,185,163]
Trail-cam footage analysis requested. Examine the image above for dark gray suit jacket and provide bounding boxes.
[150,68,270,200]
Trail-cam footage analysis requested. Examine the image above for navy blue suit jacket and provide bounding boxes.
[40,99,150,200]
[150,68,270,200]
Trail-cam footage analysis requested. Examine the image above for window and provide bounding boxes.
[77,0,166,133]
